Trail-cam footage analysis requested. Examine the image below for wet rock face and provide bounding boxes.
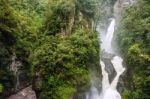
[10,53,30,91]
[102,58,117,83]
[73,93,86,99]
[117,75,125,93]
[101,51,115,59]
[101,51,116,83]
[7,86,37,99]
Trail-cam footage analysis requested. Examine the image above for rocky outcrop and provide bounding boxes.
[114,0,137,25]
[102,58,117,83]
[7,86,36,99]
[10,52,29,91]
[7,52,33,99]
[101,51,117,83]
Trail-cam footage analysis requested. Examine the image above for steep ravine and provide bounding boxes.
[7,53,36,99]
[5,0,136,99]
[86,0,136,99]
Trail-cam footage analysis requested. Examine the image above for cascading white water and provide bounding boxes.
[101,19,115,53]
[85,0,136,98]
[86,18,125,99]
[100,18,125,99]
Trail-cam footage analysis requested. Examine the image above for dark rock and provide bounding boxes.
[6,86,36,99]
[101,51,117,83]
[10,53,30,91]
[102,57,117,83]
[73,92,86,99]
[101,50,115,59]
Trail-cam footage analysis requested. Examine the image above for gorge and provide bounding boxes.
[86,0,133,98]
[0,0,149,99]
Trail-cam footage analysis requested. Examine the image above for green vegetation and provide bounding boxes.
[0,84,3,93]
[30,0,99,98]
[2,0,149,98]
[0,0,18,96]
[0,0,99,98]
[31,29,99,98]
[116,0,150,98]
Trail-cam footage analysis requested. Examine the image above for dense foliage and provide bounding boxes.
[30,0,100,98]
[31,29,99,99]
[0,0,100,98]
[0,0,18,96]
[115,0,150,98]
[1,0,149,99]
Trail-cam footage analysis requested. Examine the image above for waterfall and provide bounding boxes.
[100,18,125,99]
[101,19,115,54]
[86,18,125,99]
[84,0,136,98]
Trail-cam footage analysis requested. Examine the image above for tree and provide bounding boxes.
[116,0,150,98]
